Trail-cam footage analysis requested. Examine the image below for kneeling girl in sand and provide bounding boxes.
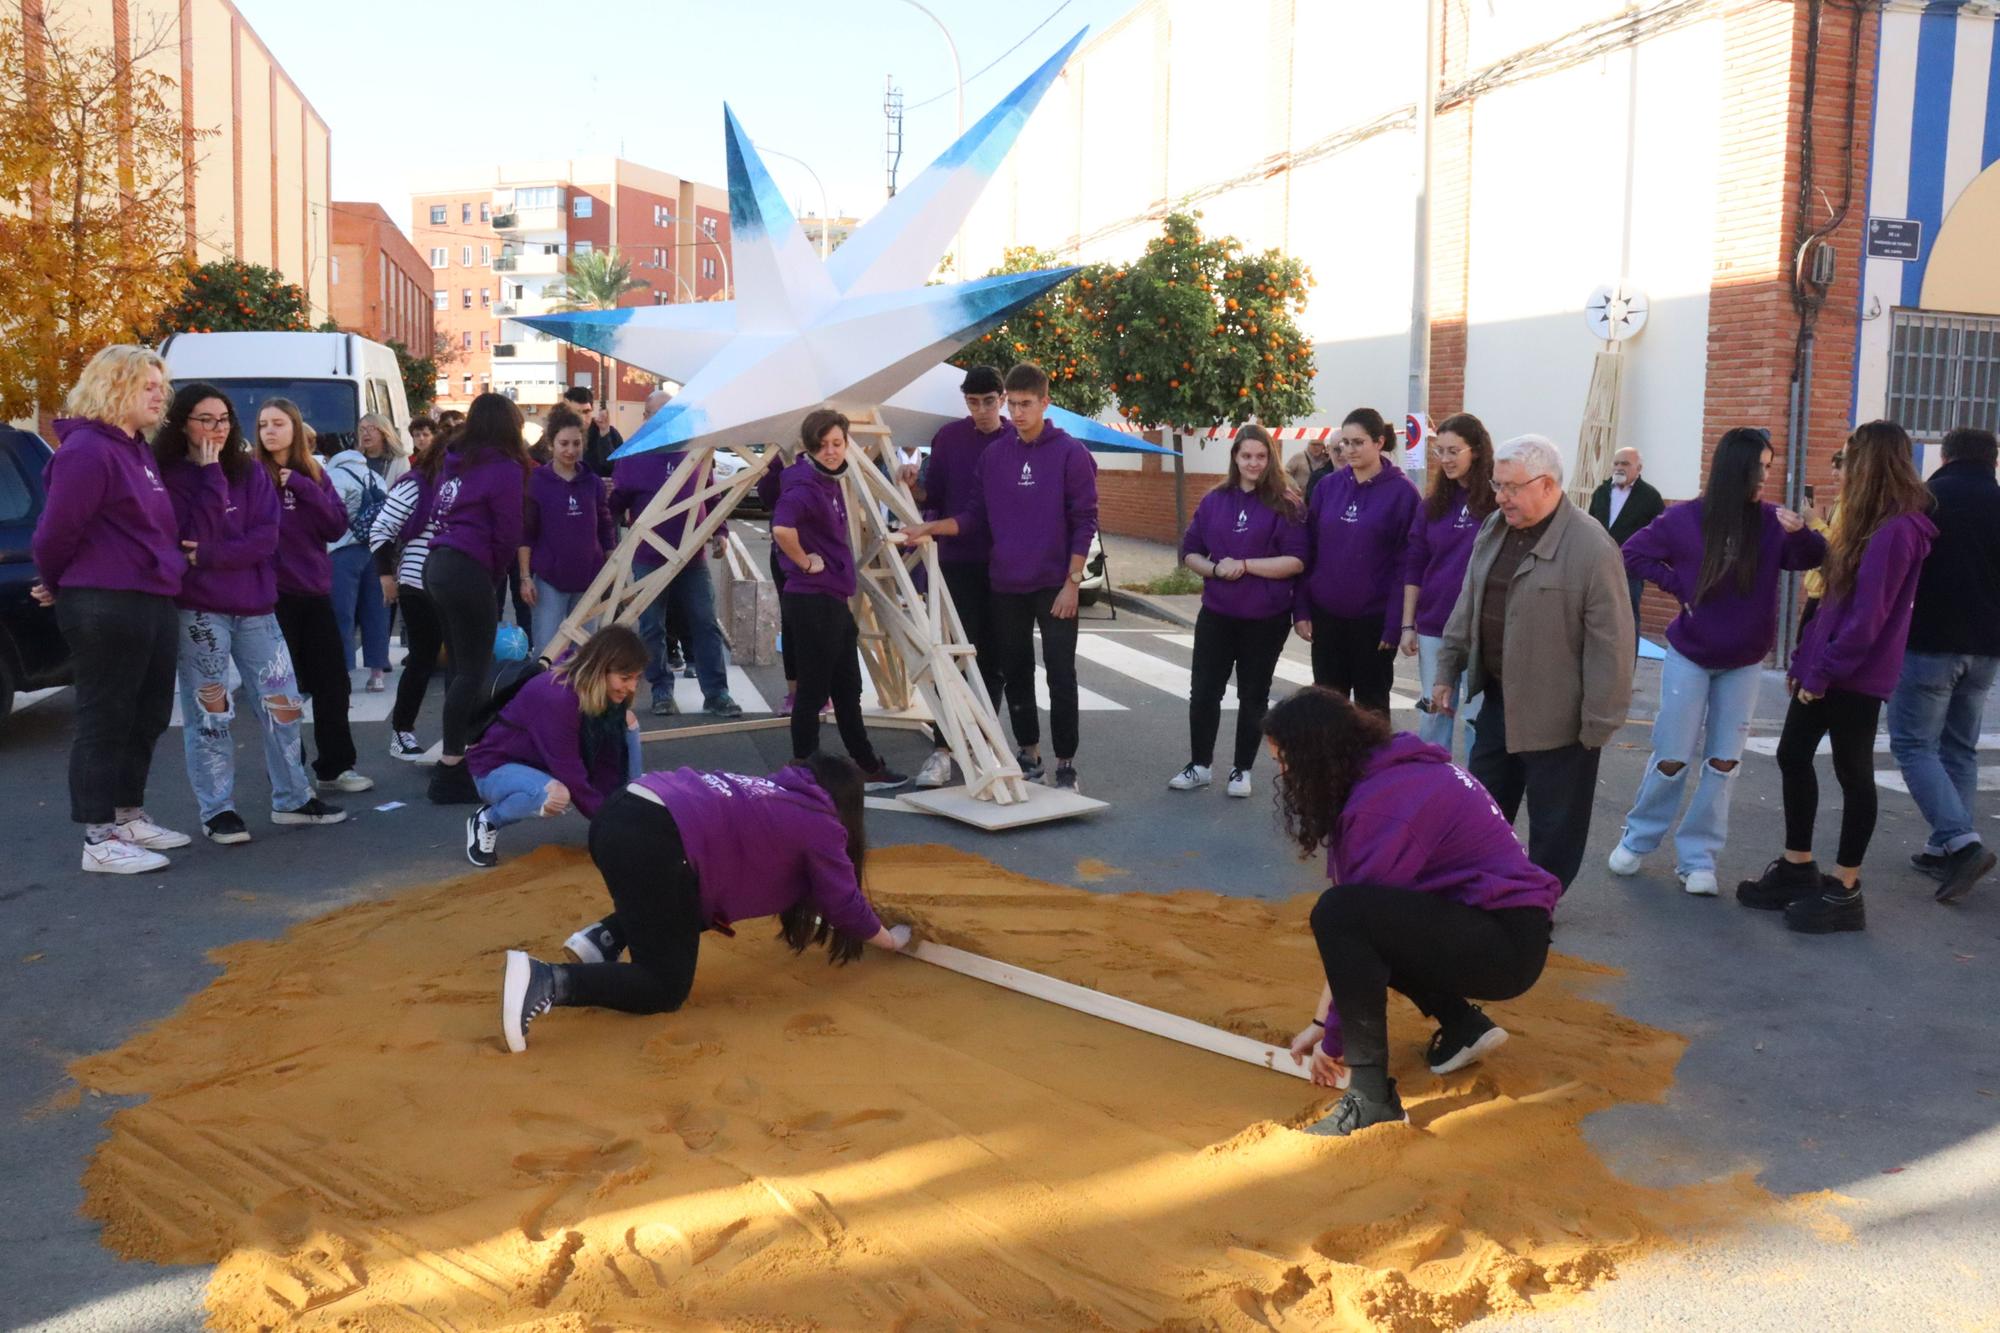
[1267,688,1560,1136]
[464,625,648,867]
[501,752,911,1051]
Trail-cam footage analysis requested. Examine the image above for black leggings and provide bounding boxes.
[1310,611,1395,717]
[1776,687,1883,867]
[391,586,448,734]
[1189,607,1291,771]
[53,587,178,825]
[274,592,357,780]
[426,545,498,758]
[1311,884,1550,1095]
[783,590,880,768]
[991,585,1080,760]
[561,790,706,1013]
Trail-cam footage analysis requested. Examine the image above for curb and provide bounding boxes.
[1105,588,1198,629]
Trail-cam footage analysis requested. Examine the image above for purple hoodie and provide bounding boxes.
[635,765,883,941]
[161,457,280,616]
[275,465,348,598]
[466,670,626,820]
[1298,465,1420,639]
[1319,732,1561,1058]
[525,463,615,593]
[611,450,712,573]
[771,456,855,599]
[1789,510,1938,700]
[1621,500,1827,670]
[952,422,1099,595]
[32,418,184,598]
[1402,484,1485,637]
[922,416,1011,564]
[430,448,527,580]
[1178,485,1308,620]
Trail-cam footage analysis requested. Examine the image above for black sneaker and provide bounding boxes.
[1736,857,1822,911]
[1425,1006,1509,1075]
[466,806,499,867]
[1306,1078,1408,1137]
[704,693,744,719]
[1783,879,1866,934]
[1934,842,1996,905]
[272,797,347,826]
[650,691,680,717]
[861,761,910,793]
[501,950,558,1052]
[388,730,427,761]
[1051,762,1080,793]
[203,810,252,845]
[665,651,685,674]
[563,919,626,965]
[427,760,480,806]
[1911,850,1951,881]
[1014,748,1045,781]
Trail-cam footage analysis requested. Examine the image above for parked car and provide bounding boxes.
[159,330,411,454]
[0,424,68,729]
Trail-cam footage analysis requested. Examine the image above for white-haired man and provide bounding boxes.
[1434,435,1634,891]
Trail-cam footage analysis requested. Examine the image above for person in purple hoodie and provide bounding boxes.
[422,392,531,805]
[908,363,1099,792]
[499,753,914,1052]
[30,346,190,874]
[464,625,648,867]
[756,438,805,711]
[519,404,615,653]
[1398,413,1495,755]
[157,385,347,845]
[1608,428,1824,897]
[770,409,908,791]
[1168,424,1307,799]
[1265,688,1560,1137]
[1738,420,1938,934]
[1297,408,1419,717]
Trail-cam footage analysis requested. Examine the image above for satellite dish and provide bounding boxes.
[1585,283,1649,342]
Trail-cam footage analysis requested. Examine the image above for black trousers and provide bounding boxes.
[1310,884,1550,1081]
[564,790,706,1013]
[426,545,498,758]
[991,585,1080,760]
[1190,607,1291,771]
[930,559,1004,747]
[54,587,178,825]
[783,591,880,768]
[1310,611,1395,717]
[390,586,447,734]
[1466,676,1601,891]
[1777,688,1883,867]
[768,544,795,682]
[274,591,357,780]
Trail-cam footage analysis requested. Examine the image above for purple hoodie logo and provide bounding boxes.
[1456,503,1474,528]
[701,771,779,799]
[566,494,582,516]
[1018,461,1034,487]
[433,477,460,516]
[1234,506,1250,533]
[144,465,164,493]
[1341,502,1360,523]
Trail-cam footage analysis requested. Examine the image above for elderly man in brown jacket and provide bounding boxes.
[1434,434,1634,890]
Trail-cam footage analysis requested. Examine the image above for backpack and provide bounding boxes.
[466,656,545,747]
[336,457,388,546]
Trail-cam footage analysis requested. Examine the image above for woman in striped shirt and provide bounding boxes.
[370,424,449,760]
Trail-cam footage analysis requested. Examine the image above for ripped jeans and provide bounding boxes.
[176,610,314,822]
[1616,645,1760,874]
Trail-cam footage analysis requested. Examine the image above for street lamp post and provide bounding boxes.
[762,148,833,260]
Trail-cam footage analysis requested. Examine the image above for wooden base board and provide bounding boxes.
[638,712,938,744]
[897,782,1108,829]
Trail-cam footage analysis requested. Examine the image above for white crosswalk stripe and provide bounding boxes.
[856,661,1125,714]
[1152,633,1421,711]
[1874,767,2000,795]
[1744,732,2000,757]
[652,665,774,716]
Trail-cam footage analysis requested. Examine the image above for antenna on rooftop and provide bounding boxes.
[884,78,904,199]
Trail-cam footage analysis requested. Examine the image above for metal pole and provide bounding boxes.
[1778,333,1815,667]
[762,148,833,260]
[1408,0,1438,428]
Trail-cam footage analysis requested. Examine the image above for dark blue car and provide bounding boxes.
[0,424,68,729]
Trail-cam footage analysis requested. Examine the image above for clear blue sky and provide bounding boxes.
[234,0,1137,235]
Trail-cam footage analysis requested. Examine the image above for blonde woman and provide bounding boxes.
[30,345,192,873]
[357,413,409,485]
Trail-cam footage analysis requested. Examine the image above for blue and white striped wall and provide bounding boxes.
[1855,1,2000,427]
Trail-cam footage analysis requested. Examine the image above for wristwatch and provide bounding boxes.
[1067,569,1085,585]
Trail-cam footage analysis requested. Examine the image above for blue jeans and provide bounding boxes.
[1415,633,1478,755]
[475,729,643,829]
[330,542,389,671]
[637,558,728,700]
[1888,650,1999,854]
[176,610,313,822]
[530,577,585,656]
[1616,644,1760,873]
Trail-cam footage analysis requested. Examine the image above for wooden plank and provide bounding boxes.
[899,783,1107,830]
[902,941,1311,1082]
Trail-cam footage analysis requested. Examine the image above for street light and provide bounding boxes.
[761,148,833,260]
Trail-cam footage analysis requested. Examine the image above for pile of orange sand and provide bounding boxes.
[73,844,1784,1330]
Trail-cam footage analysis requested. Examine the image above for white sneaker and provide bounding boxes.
[114,814,190,850]
[82,837,169,875]
[1607,843,1643,876]
[1678,868,1719,897]
[1168,763,1213,791]
[317,769,375,794]
[913,749,954,789]
[1226,768,1253,798]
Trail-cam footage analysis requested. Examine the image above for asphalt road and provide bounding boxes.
[5,584,1998,1330]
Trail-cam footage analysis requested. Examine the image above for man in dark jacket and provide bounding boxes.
[1888,426,2000,903]
[1588,447,1664,653]
[569,386,625,478]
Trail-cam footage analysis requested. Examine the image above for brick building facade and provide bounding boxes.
[328,202,432,358]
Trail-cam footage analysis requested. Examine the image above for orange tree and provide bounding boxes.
[1090,212,1315,527]
[950,246,1112,417]
[156,259,312,335]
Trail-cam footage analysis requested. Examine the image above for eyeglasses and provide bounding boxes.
[1433,446,1467,460]
[1489,475,1553,498]
[188,413,233,428]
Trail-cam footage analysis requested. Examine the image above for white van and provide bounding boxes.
[159,331,411,452]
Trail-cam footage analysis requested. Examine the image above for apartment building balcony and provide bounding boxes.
[498,380,565,407]
[491,205,562,235]
[493,250,565,277]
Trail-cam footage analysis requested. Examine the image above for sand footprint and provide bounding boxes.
[783,1012,841,1038]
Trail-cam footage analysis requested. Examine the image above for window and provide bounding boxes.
[480,287,491,307]
[434,289,447,310]
[572,370,593,389]
[461,331,473,350]
[573,240,593,256]
[573,195,592,218]
[462,288,472,309]
[700,217,717,240]
[480,244,491,267]
[480,331,491,350]
[512,185,558,211]
[429,205,446,225]
[435,377,450,399]
[1888,308,2000,444]
[460,245,472,267]
[480,202,490,222]
[507,283,523,300]
[429,247,447,268]
[461,202,471,224]
[462,373,473,391]
[330,256,341,285]
[701,257,717,281]
[653,203,675,227]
